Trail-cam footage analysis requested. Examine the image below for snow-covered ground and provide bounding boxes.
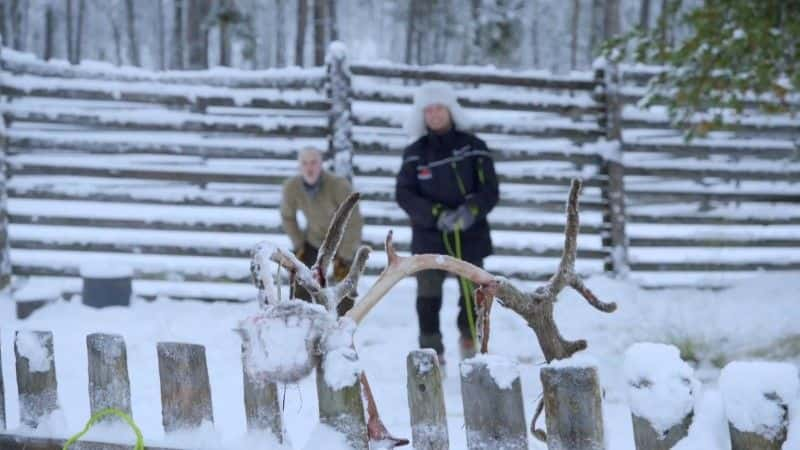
[2,271,799,449]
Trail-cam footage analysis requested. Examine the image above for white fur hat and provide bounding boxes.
[403,82,470,141]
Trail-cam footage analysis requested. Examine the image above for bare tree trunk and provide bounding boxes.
[295,0,308,66]
[470,0,481,65]
[75,0,85,62]
[111,19,123,65]
[171,0,184,69]
[10,0,25,50]
[313,0,325,66]
[531,0,539,68]
[157,0,166,70]
[571,0,580,69]
[327,0,338,41]
[44,6,54,60]
[0,1,5,47]
[124,0,140,66]
[219,1,233,67]
[276,0,286,66]
[66,0,74,62]
[640,0,651,30]
[404,0,416,65]
[588,0,603,60]
[186,0,210,69]
[604,0,621,41]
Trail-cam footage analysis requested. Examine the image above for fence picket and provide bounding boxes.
[14,330,59,429]
[86,333,132,420]
[157,342,214,433]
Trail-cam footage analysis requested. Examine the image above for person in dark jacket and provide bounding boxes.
[396,83,500,362]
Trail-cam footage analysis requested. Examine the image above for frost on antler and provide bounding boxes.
[313,192,361,285]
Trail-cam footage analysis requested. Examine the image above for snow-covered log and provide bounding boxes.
[326,41,354,180]
[315,363,368,450]
[406,350,448,450]
[241,343,284,442]
[14,330,59,429]
[0,334,5,430]
[720,361,797,450]
[623,343,698,450]
[156,342,214,433]
[0,82,11,289]
[86,333,132,423]
[460,355,527,450]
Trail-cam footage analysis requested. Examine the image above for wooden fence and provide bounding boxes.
[0,44,798,300]
[0,329,790,449]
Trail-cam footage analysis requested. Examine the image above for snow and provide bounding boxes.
[15,330,52,373]
[461,354,520,390]
[548,352,600,369]
[719,361,799,440]
[322,348,361,391]
[623,343,699,434]
[79,263,133,279]
[584,139,621,163]
[303,424,350,450]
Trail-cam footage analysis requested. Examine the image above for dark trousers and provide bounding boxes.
[415,258,483,341]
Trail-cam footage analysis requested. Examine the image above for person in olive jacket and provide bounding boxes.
[395,83,499,362]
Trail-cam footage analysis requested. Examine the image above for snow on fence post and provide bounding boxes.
[87,334,133,421]
[326,41,354,181]
[720,361,797,450]
[241,343,284,442]
[315,364,368,449]
[14,330,59,429]
[157,342,214,433]
[540,360,605,450]
[594,61,629,277]
[623,343,697,450]
[406,349,448,450]
[460,355,528,450]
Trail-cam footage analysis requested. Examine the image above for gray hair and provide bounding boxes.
[298,147,324,161]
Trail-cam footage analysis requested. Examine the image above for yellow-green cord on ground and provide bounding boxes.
[62,408,144,450]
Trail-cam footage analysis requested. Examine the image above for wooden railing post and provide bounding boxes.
[406,349,448,450]
[14,330,60,429]
[0,40,12,289]
[87,334,132,421]
[326,41,354,181]
[460,356,527,450]
[540,365,605,450]
[0,333,5,430]
[594,62,629,277]
[241,344,284,442]
[157,342,214,433]
[315,362,368,449]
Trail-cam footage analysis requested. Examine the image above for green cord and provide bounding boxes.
[63,408,144,450]
[442,228,478,346]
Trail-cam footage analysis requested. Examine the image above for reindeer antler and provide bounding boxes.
[312,192,361,285]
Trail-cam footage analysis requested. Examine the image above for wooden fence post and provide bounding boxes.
[540,365,605,450]
[460,356,527,450]
[632,414,692,450]
[241,344,284,442]
[315,364,368,450]
[594,63,629,277]
[81,266,133,308]
[157,342,214,433]
[720,362,794,450]
[87,333,132,421]
[14,330,59,429]
[406,349,448,450]
[0,334,5,430]
[326,41,354,181]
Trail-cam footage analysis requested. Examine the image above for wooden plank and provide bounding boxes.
[621,117,800,135]
[14,330,59,429]
[625,164,800,182]
[0,433,179,450]
[315,366,368,450]
[241,345,283,441]
[349,63,598,90]
[1,85,329,111]
[7,212,607,235]
[622,142,798,160]
[353,141,604,164]
[540,366,605,450]
[3,110,327,138]
[625,190,800,203]
[630,261,800,271]
[460,357,527,450]
[406,350,448,450]
[86,333,132,421]
[628,213,800,227]
[156,342,214,433]
[1,58,326,89]
[353,115,604,141]
[630,237,800,248]
[8,136,307,159]
[353,87,602,115]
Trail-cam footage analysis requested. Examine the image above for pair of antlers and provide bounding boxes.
[251,178,616,443]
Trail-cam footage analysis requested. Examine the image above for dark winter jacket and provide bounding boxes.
[395,128,499,263]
